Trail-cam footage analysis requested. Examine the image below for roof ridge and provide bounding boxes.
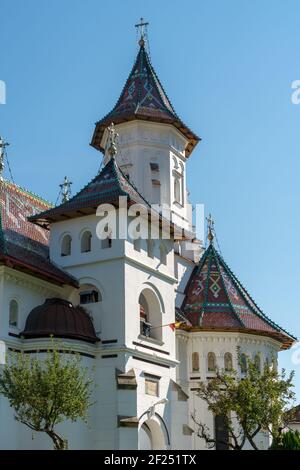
[211,244,245,328]
[214,248,295,338]
[2,178,53,207]
[201,245,213,325]
[141,45,177,116]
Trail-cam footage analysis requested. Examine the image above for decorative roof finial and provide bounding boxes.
[0,136,10,180]
[206,213,215,244]
[107,122,118,159]
[135,17,149,47]
[59,176,72,203]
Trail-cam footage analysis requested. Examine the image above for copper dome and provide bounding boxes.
[22,298,98,343]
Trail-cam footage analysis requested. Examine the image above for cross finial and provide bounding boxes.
[206,213,215,244]
[59,176,72,203]
[135,17,149,46]
[107,123,119,159]
[0,136,10,179]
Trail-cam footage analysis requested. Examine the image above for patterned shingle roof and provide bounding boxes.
[181,242,296,350]
[90,43,200,157]
[29,157,151,226]
[0,179,78,287]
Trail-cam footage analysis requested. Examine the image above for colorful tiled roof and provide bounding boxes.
[29,157,151,226]
[181,242,296,350]
[90,43,200,157]
[29,157,193,241]
[0,179,78,287]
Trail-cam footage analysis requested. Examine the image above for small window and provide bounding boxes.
[192,352,199,372]
[81,231,92,253]
[207,352,216,372]
[9,300,18,327]
[145,374,160,397]
[61,234,72,256]
[160,243,167,266]
[224,352,233,372]
[80,290,100,304]
[240,353,247,374]
[150,162,159,171]
[101,237,112,249]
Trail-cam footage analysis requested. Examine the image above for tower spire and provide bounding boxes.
[135,17,149,47]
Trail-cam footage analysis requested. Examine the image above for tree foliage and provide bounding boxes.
[270,429,300,450]
[0,342,94,450]
[193,353,295,450]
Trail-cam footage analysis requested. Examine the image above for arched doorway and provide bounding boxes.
[138,417,168,450]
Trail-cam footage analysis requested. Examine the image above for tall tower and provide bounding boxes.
[91,22,200,232]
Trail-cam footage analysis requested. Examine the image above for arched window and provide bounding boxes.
[159,243,167,266]
[9,300,18,327]
[192,352,199,372]
[139,289,162,342]
[174,176,181,204]
[240,353,247,374]
[254,354,261,372]
[207,352,216,372]
[224,352,233,371]
[79,284,102,335]
[81,231,92,253]
[61,234,72,256]
[139,292,150,335]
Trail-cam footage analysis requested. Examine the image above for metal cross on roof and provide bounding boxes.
[206,213,215,244]
[135,17,149,46]
[59,176,72,203]
[0,136,10,179]
[107,122,119,159]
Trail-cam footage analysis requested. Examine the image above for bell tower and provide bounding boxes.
[91,21,200,232]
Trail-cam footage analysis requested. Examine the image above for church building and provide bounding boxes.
[0,25,296,450]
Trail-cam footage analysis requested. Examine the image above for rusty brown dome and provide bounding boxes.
[22,298,98,343]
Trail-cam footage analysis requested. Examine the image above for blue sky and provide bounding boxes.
[1,0,300,401]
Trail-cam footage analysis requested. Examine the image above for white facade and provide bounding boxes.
[0,43,287,451]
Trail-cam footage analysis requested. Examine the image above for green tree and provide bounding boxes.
[193,353,295,450]
[0,342,94,450]
[270,429,300,450]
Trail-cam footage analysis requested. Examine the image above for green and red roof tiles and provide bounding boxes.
[0,179,78,287]
[91,43,200,157]
[181,242,296,349]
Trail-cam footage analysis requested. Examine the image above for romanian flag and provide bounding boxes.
[169,321,185,331]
